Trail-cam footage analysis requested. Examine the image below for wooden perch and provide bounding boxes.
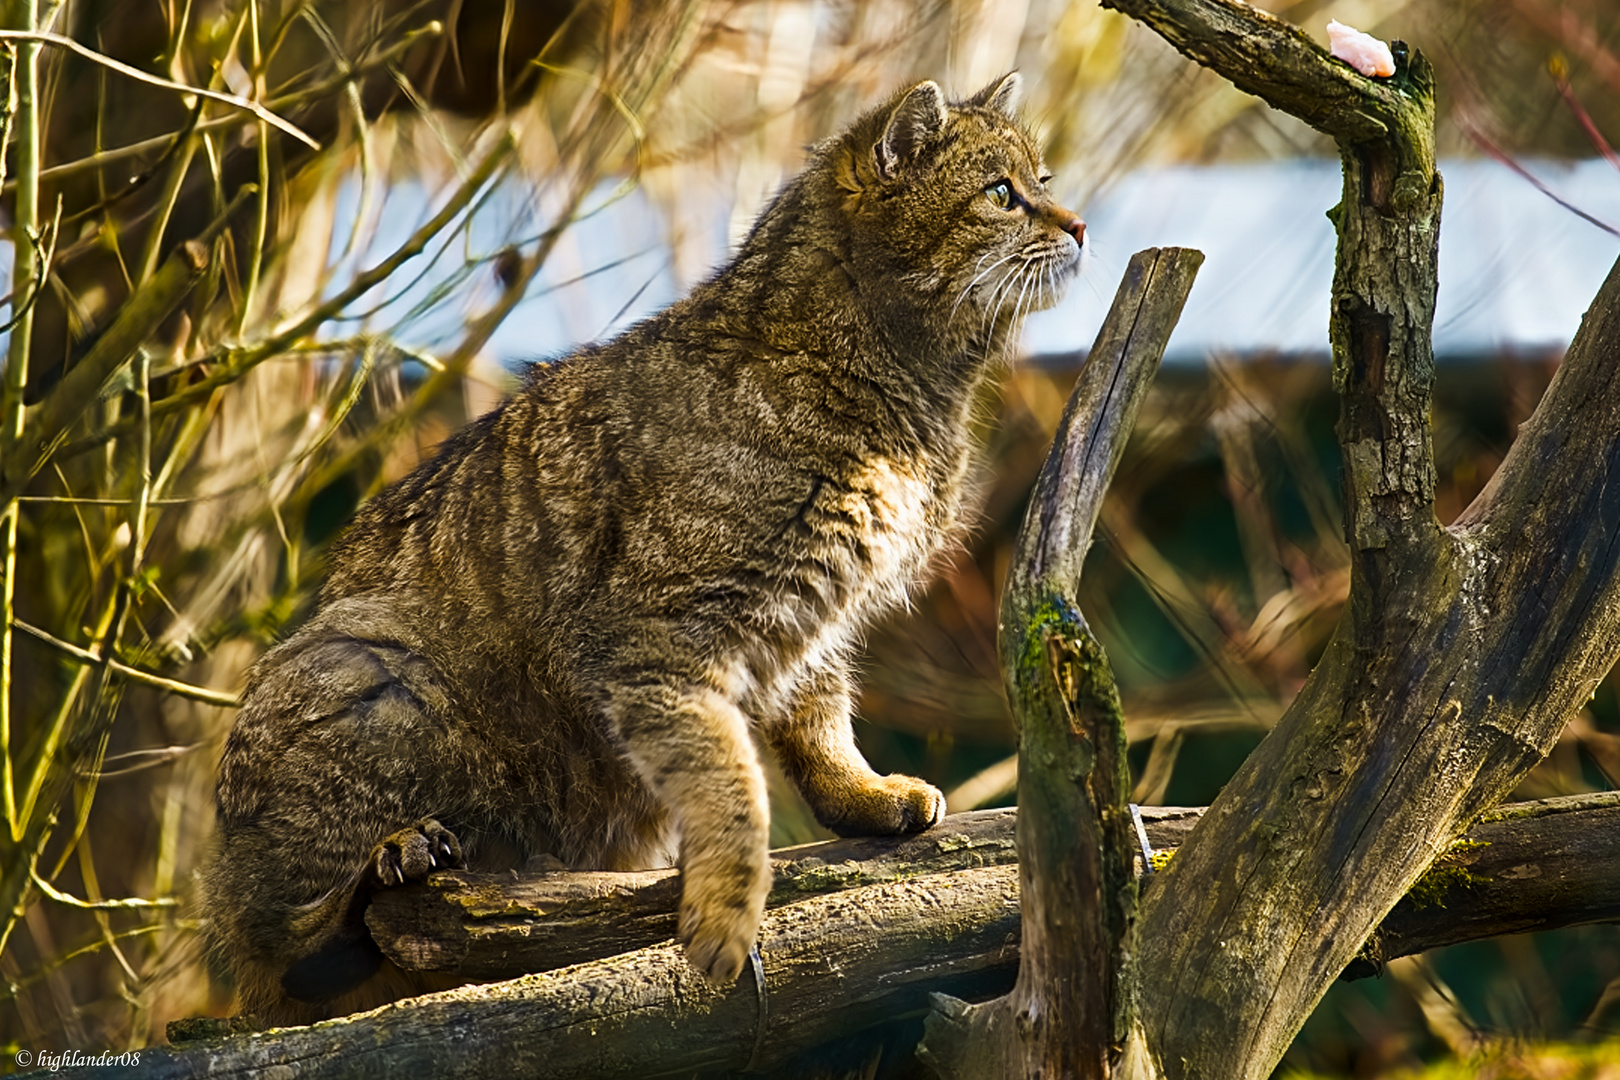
[369,806,1020,979]
[367,805,1186,978]
[139,795,1618,1079]
[360,794,1620,988]
[147,864,1025,1080]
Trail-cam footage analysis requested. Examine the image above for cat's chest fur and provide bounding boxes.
[718,439,966,722]
[811,451,950,607]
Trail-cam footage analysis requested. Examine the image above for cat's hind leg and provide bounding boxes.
[277,818,464,1002]
[206,630,472,1022]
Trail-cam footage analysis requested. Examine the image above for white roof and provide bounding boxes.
[307,157,1620,366]
[1022,157,1620,363]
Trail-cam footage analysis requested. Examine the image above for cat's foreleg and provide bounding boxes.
[768,664,946,836]
[604,672,771,985]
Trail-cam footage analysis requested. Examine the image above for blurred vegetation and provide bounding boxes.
[1287,1035,1620,1080]
[0,0,1614,1075]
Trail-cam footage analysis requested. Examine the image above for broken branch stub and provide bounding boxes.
[919,247,1202,1078]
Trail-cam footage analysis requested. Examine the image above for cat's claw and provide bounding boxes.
[370,819,463,888]
[676,897,755,986]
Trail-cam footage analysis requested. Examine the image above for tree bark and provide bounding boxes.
[1342,791,1620,979]
[365,806,1198,979]
[131,794,1618,1080]
[1089,3,1620,1077]
[130,867,1026,1080]
[367,805,1019,979]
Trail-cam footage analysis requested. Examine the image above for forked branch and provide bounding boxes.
[1089,4,1620,1079]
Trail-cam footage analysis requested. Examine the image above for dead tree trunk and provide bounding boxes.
[921,1,1620,1077]
[917,248,1203,1077]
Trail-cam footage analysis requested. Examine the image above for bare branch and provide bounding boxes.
[922,247,1202,1077]
[0,30,319,148]
[10,620,237,708]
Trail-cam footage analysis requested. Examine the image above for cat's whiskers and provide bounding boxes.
[975,264,1018,345]
[1011,257,1038,323]
[948,250,1022,327]
[1009,258,1042,358]
[980,256,1031,341]
[970,263,1010,342]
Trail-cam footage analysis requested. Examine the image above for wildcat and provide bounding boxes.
[204,71,1085,1024]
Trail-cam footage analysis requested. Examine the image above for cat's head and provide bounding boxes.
[825,73,1085,343]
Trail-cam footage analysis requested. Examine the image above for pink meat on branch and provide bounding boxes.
[1326,19,1396,78]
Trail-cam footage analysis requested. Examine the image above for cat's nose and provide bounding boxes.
[1064,217,1086,248]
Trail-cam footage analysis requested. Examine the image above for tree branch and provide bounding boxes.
[362,795,1619,993]
[137,796,1619,1080]
[147,865,1024,1080]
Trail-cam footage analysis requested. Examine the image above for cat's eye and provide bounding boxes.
[985,180,1015,210]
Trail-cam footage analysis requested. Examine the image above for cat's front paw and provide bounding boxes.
[370,819,464,888]
[821,774,946,837]
[675,867,768,986]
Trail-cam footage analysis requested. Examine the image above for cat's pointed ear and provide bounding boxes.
[875,81,948,178]
[968,72,1022,119]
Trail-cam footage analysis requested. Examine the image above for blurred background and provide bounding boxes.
[0,0,1615,1076]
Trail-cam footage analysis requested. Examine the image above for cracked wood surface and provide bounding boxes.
[361,795,1620,989]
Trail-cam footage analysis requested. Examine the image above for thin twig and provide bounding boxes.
[0,29,318,148]
[31,867,178,910]
[1459,113,1620,238]
[1,0,48,838]
[56,131,516,457]
[238,0,270,337]
[10,619,238,707]
[11,20,441,193]
[0,922,170,1003]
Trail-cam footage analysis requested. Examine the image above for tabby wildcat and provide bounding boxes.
[205,72,1085,1024]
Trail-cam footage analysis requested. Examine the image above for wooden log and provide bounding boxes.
[365,805,1200,978]
[1344,791,1620,977]
[362,794,1620,989]
[138,794,1619,1080]
[134,866,1026,1080]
